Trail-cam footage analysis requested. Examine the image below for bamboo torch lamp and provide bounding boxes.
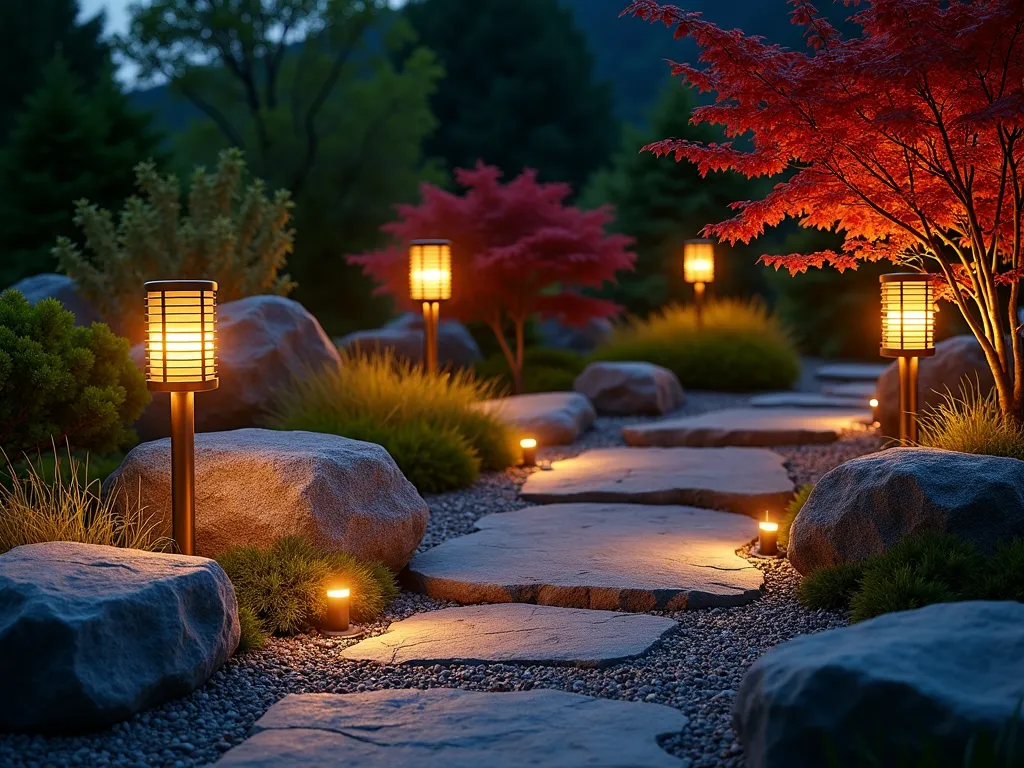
[409,239,452,375]
[879,274,936,442]
[683,239,715,328]
[144,280,218,556]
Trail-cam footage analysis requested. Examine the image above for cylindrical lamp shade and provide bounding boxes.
[683,239,715,284]
[409,239,452,302]
[144,280,219,392]
[880,274,936,358]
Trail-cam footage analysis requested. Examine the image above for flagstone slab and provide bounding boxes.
[749,392,870,409]
[519,446,792,517]
[214,689,687,768]
[474,392,596,445]
[815,363,887,382]
[821,381,877,398]
[404,503,763,611]
[621,407,869,448]
[341,604,677,668]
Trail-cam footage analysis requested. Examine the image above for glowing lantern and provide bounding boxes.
[520,437,538,468]
[683,239,714,326]
[409,239,452,374]
[144,280,218,555]
[325,588,352,634]
[879,274,936,441]
[758,519,779,557]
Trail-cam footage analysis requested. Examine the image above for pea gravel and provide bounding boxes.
[0,390,881,768]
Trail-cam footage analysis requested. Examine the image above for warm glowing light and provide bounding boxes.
[880,274,935,356]
[683,239,715,284]
[409,239,452,301]
[520,438,537,449]
[327,588,350,599]
[869,398,879,408]
[759,521,779,532]
[144,280,218,392]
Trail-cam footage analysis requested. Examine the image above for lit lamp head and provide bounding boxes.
[879,274,936,359]
[325,587,361,637]
[520,437,538,468]
[144,280,219,393]
[683,239,715,285]
[409,239,452,303]
[758,517,779,557]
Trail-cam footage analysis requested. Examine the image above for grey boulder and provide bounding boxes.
[134,295,340,440]
[573,361,684,415]
[7,273,102,326]
[875,335,995,437]
[0,542,238,732]
[337,312,482,369]
[474,392,596,445]
[734,601,1024,768]
[105,428,428,571]
[788,447,1024,575]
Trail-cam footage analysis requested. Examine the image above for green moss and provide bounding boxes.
[217,536,398,637]
[592,299,800,391]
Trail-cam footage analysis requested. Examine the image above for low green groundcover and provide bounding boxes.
[474,348,587,394]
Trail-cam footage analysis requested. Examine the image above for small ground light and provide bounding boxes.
[520,438,538,468]
[759,518,779,557]
[869,398,879,408]
[324,588,362,638]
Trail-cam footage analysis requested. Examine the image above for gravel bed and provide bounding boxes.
[0,390,876,768]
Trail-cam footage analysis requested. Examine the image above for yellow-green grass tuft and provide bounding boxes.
[917,383,1024,460]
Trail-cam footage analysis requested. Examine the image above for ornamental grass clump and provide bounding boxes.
[474,348,587,394]
[594,299,800,391]
[268,349,516,493]
[917,385,1024,460]
[217,536,398,651]
[0,447,167,555]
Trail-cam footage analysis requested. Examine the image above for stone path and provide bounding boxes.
[519,446,792,517]
[749,392,868,409]
[474,392,596,445]
[814,363,887,382]
[341,604,678,668]
[404,502,763,611]
[214,689,687,767]
[821,381,877,399]
[621,407,870,448]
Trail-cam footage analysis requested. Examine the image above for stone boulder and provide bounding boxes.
[734,601,1024,768]
[875,335,995,437]
[337,312,481,370]
[134,295,340,440]
[0,542,238,732]
[474,392,596,445]
[788,447,1024,575]
[573,361,684,416]
[105,429,428,571]
[538,317,613,353]
[7,273,102,326]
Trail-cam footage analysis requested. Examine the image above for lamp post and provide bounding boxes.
[409,239,452,375]
[683,239,715,328]
[144,280,218,556]
[879,273,935,442]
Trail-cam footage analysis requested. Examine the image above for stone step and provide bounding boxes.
[519,446,792,517]
[621,407,870,448]
[404,502,763,611]
[214,689,687,767]
[821,381,877,399]
[749,392,870,409]
[473,392,595,445]
[814,363,887,382]
[341,604,677,668]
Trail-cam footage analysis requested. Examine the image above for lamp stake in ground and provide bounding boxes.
[879,274,935,442]
[409,239,452,375]
[144,280,218,556]
[683,239,714,329]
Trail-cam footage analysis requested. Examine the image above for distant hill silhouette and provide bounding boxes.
[129,1,860,142]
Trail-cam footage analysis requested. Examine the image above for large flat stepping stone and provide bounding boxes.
[474,392,596,445]
[621,407,869,448]
[404,503,763,610]
[341,604,677,668]
[215,689,687,767]
[821,380,877,398]
[519,446,792,517]
[749,392,869,409]
[815,362,887,382]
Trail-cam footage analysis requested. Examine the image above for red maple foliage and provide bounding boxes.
[347,163,635,392]
[626,0,1024,418]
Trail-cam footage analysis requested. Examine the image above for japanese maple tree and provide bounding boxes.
[627,0,1024,420]
[348,163,635,392]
